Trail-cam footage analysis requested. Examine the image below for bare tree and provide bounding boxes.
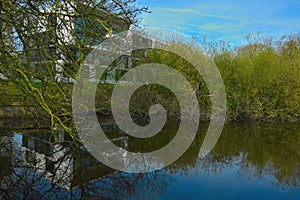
[0,0,148,136]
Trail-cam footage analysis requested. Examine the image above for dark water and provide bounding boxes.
[0,121,300,200]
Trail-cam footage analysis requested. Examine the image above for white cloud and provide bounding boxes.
[154,7,240,20]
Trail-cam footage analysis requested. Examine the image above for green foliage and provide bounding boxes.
[133,34,299,121]
[215,34,300,120]
[132,42,211,119]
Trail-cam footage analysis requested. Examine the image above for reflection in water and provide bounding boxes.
[0,122,300,199]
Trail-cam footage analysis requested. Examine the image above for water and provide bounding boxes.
[0,121,299,199]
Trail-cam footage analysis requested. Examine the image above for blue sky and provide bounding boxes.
[136,0,300,46]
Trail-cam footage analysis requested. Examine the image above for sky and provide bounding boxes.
[136,0,300,47]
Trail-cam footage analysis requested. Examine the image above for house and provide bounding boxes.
[1,1,166,84]
[14,1,130,82]
[86,29,167,84]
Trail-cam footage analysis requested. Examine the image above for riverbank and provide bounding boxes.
[1,35,299,123]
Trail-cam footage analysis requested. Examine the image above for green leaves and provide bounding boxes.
[217,35,300,121]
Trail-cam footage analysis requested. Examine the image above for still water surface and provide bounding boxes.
[0,120,299,199]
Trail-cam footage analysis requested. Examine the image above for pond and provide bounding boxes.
[0,120,299,200]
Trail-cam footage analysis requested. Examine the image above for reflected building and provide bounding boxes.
[0,123,128,194]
